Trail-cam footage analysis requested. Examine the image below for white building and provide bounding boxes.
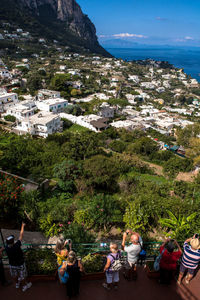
[37,90,61,100]
[0,68,11,78]
[36,98,68,113]
[14,112,62,137]
[140,82,155,89]
[4,100,36,120]
[128,75,140,83]
[98,103,115,118]
[0,92,18,112]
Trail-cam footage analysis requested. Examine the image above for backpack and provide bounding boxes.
[154,248,165,272]
[109,252,123,272]
[58,263,69,284]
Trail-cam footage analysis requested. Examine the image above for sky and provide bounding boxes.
[78,0,200,46]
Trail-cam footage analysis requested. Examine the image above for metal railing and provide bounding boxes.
[1,241,167,265]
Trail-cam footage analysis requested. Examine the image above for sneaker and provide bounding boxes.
[16,282,20,289]
[102,283,110,290]
[114,285,118,290]
[177,280,181,286]
[22,282,32,292]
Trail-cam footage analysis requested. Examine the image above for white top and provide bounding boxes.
[124,244,141,263]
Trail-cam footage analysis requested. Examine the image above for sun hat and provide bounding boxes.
[190,238,200,250]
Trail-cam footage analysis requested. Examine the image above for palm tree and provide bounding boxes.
[159,210,197,239]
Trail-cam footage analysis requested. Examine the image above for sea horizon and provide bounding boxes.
[105,46,200,82]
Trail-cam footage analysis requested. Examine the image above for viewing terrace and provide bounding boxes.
[1,242,199,300]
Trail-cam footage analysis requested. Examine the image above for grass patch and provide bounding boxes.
[126,171,171,185]
[66,124,90,133]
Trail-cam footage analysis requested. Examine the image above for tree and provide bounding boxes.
[53,160,82,193]
[159,210,197,239]
[163,157,193,178]
[61,132,101,161]
[109,140,126,153]
[27,72,43,94]
[176,124,200,147]
[108,98,129,107]
[83,155,119,191]
[123,201,149,232]
[4,115,16,122]
[0,173,24,220]
[127,137,158,156]
[50,74,71,91]
[186,138,200,165]
[74,194,122,231]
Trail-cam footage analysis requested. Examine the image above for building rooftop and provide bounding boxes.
[27,112,59,125]
[37,98,68,106]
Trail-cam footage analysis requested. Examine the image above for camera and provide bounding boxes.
[195,234,199,239]
[66,239,71,244]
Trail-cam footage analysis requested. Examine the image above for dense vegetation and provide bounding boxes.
[1,126,200,242]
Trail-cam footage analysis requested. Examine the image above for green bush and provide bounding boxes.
[25,248,57,275]
[4,115,16,122]
[82,254,105,273]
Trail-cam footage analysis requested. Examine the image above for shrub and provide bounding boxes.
[4,115,16,122]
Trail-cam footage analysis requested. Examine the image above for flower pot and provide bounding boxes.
[28,270,58,282]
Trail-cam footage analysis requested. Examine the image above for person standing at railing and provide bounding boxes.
[55,238,72,266]
[102,243,121,290]
[0,247,12,287]
[177,235,200,285]
[159,239,182,285]
[122,231,142,281]
[59,251,83,299]
[5,223,32,292]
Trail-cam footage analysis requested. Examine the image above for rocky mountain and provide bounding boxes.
[0,0,111,56]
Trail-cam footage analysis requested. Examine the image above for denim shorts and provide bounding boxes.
[180,263,196,275]
[106,271,119,284]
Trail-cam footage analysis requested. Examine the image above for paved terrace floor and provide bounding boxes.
[1,267,200,300]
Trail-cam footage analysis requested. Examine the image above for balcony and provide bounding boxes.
[1,265,199,300]
[1,243,199,300]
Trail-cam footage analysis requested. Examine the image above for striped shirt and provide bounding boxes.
[182,242,200,269]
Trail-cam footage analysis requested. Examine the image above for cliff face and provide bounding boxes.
[19,0,97,43]
[0,0,111,56]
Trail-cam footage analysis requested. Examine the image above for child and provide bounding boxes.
[103,243,121,290]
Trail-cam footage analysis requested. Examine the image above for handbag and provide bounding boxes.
[154,248,165,272]
[58,263,69,284]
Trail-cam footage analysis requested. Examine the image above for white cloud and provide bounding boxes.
[112,33,147,38]
[175,36,194,42]
[156,17,168,21]
[184,36,194,40]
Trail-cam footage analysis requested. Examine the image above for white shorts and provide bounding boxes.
[106,271,119,284]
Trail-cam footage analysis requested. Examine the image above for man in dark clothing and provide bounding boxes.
[5,223,32,292]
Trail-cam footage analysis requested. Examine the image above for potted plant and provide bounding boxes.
[81,253,106,281]
[25,248,58,282]
[145,261,160,279]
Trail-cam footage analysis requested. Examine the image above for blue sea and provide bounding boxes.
[106,47,200,82]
